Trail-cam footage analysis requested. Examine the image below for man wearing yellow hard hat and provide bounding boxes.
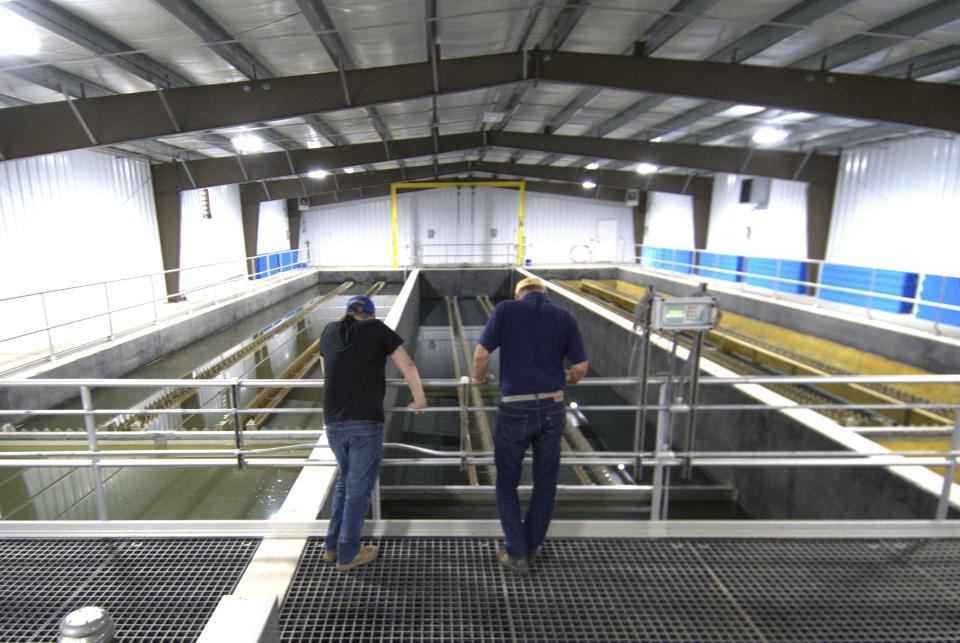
[473,275,588,575]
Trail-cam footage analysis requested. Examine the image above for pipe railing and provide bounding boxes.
[0,250,313,375]
[2,374,959,521]
[628,244,960,334]
[406,242,519,267]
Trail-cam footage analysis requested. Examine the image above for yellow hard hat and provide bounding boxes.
[515,276,546,295]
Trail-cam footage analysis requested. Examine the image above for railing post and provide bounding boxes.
[230,379,246,470]
[935,392,960,520]
[103,282,114,339]
[866,268,878,319]
[80,385,108,520]
[40,292,56,361]
[934,276,947,335]
[150,277,159,324]
[650,383,671,521]
[773,259,782,299]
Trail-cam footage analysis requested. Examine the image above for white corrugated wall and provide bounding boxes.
[828,135,960,275]
[705,173,808,259]
[0,150,161,345]
[644,192,694,249]
[256,199,290,254]
[299,187,633,266]
[179,184,246,296]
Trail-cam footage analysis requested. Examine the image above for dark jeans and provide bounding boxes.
[494,398,566,560]
[324,420,384,564]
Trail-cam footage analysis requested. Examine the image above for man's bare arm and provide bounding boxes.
[389,346,427,410]
[565,360,588,384]
[473,345,494,385]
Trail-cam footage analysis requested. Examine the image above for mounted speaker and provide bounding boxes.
[625,189,640,207]
[297,197,310,212]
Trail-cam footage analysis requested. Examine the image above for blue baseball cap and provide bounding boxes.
[346,295,375,315]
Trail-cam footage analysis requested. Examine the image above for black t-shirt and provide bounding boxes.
[320,316,404,423]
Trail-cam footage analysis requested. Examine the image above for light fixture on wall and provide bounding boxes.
[232,133,264,154]
[307,169,329,179]
[752,127,788,145]
[636,162,658,174]
[582,180,597,189]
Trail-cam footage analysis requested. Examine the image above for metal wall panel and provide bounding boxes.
[301,187,633,266]
[0,150,161,298]
[180,184,246,296]
[645,192,694,250]
[828,136,960,276]
[706,173,808,259]
[256,199,290,254]
[0,150,162,347]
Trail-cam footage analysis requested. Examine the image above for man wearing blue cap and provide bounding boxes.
[320,294,427,571]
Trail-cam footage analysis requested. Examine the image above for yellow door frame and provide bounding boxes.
[390,180,526,267]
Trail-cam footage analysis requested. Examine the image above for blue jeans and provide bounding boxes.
[494,399,566,560]
[324,420,384,564]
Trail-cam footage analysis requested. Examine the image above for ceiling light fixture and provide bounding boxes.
[752,127,788,145]
[636,163,658,174]
[307,169,329,179]
[232,133,263,154]
[585,161,599,170]
[582,180,596,189]
[0,11,39,56]
[343,167,355,174]
[721,104,765,117]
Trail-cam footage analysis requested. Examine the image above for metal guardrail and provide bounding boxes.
[2,374,959,522]
[0,250,312,375]
[628,244,960,334]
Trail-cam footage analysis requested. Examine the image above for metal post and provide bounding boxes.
[632,291,652,481]
[773,259,782,298]
[40,292,56,361]
[230,379,245,470]
[682,330,704,479]
[459,375,469,473]
[150,277,159,324]
[650,383,671,521]
[934,276,947,335]
[935,393,960,519]
[372,477,382,521]
[80,385,108,520]
[103,282,114,339]
[866,268,878,319]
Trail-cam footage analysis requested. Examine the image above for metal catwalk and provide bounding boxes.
[279,536,960,642]
[1,535,959,641]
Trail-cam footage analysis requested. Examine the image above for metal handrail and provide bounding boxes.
[1,373,959,521]
[628,243,960,333]
[0,250,312,373]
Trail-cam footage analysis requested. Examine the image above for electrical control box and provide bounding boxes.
[649,296,719,331]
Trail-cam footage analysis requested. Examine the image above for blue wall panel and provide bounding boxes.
[641,247,693,274]
[819,264,918,313]
[744,257,806,293]
[917,275,960,327]
[254,250,302,279]
[697,252,744,282]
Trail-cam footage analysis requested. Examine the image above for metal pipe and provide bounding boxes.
[936,392,960,519]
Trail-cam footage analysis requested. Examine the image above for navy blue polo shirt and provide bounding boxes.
[478,292,587,396]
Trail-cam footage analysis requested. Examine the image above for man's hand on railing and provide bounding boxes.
[408,399,428,415]
[474,373,495,386]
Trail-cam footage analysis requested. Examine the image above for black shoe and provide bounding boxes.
[498,547,529,576]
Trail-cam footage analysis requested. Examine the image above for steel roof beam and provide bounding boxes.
[3,0,193,89]
[152,130,831,199]
[241,159,709,204]
[0,55,115,98]
[641,0,960,142]
[592,0,856,140]
[543,0,719,139]
[4,50,960,160]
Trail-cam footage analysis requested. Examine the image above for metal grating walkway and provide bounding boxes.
[0,538,259,642]
[280,537,960,642]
